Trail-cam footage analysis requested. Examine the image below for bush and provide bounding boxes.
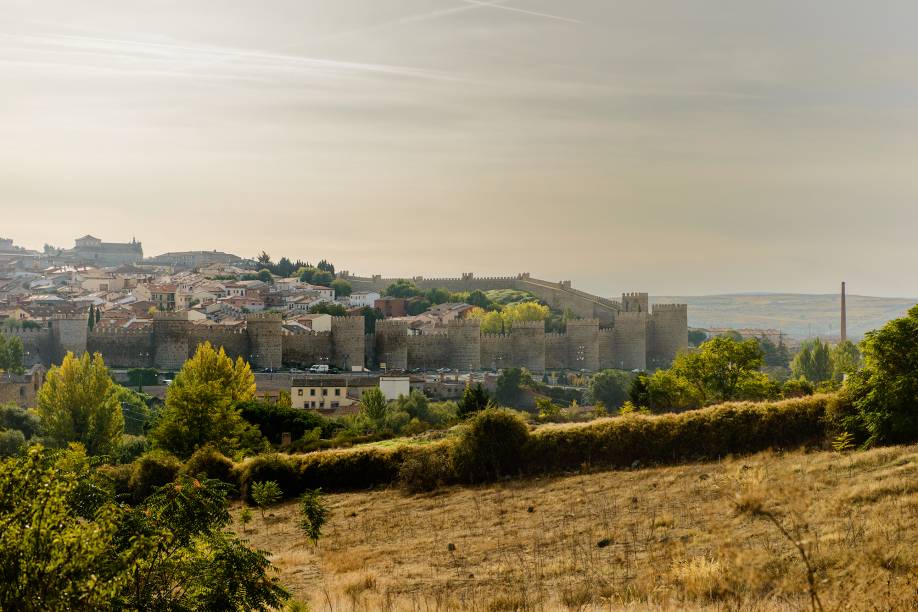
[237,453,302,501]
[96,463,134,498]
[522,395,830,472]
[182,444,236,486]
[117,434,150,464]
[398,445,453,494]
[0,404,41,439]
[130,450,182,502]
[452,408,530,483]
[0,429,25,456]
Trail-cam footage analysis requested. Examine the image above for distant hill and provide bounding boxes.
[651,293,917,340]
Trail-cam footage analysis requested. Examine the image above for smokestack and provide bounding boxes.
[840,281,847,343]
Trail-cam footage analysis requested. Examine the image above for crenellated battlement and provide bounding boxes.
[653,304,688,313]
[89,327,153,336]
[153,311,188,321]
[565,318,601,327]
[510,320,545,330]
[245,312,283,322]
[283,329,331,337]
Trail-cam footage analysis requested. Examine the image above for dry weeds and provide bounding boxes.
[234,444,918,611]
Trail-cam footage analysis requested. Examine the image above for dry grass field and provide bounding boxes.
[234,444,918,611]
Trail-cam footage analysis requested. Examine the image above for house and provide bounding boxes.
[375,297,408,318]
[347,291,380,309]
[290,375,360,412]
[379,376,411,401]
[295,313,332,332]
[148,284,178,311]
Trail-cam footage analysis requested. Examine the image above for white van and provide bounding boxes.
[308,364,330,373]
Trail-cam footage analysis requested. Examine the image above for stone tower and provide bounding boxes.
[51,314,89,363]
[447,318,481,371]
[153,311,191,370]
[246,312,284,370]
[375,319,409,370]
[510,320,546,372]
[330,316,365,371]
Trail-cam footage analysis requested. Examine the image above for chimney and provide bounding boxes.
[840,282,847,343]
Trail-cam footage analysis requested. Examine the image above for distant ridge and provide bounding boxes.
[651,293,917,340]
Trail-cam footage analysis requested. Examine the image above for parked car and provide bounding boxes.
[308,364,330,373]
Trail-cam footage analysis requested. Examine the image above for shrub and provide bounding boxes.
[522,395,830,473]
[96,463,134,498]
[298,489,330,546]
[0,429,25,456]
[251,481,283,519]
[182,444,236,486]
[0,404,41,439]
[452,408,530,483]
[116,434,150,464]
[238,453,302,501]
[398,445,454,494]
[129,450,182,502]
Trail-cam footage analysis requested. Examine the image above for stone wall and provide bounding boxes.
[51,315,88,363]
[407,333,449,370]
[649,304,688,368]
[282,330,333,367]
[480,334,511,371]
[246,313,284,370]
[5,326,54,368]
[607,311,648,370]
[374,320,408,370]
[88,328,154,368]
[564,319,600,371]
[330,316,365,371]
[510,321,545,372]
[447,319,481,371]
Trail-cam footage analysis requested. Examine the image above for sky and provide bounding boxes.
[1,1,917,298]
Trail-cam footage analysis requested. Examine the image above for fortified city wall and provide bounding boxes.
[16,280,686,373]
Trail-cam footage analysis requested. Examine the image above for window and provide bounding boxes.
[297,389,303,396]
[334,388,341,396]
[310,389,316,396]
[331,401,339,408]
[322,389,328,396]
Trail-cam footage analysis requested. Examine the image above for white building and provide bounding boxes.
[379,377,411,401]
[347,291,381,308]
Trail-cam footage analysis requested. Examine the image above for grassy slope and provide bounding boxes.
[234,443,917,611]
[652,293,916,339]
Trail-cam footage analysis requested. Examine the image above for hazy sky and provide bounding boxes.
[2,1,917,297]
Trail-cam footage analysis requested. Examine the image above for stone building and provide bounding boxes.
[68,235,144,266]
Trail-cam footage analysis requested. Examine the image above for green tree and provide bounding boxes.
[251,480,283,520]
[384,279,422,298]
[0,447,288,611]
[87,304,96,330]
[275,256,295,278]
[791,339,833,383]
[687,329,708,347]
[0,332,24,375]
[298,489,330,547]
[359,387,388,427]
[257,269,273,284]
[150,342,258,459]
[331,278,352,297]
[309,303,347,316]
[845,305,918,445]
[37,352,124,456]
[756,336,791,368]
[114,385,151,436]
[494,367,531,407]
[406,298,431,316]
[466,290,492,309]
[831,340,861,381]
[425,287,450,305]
[458,383,491,417]
[312,270,334,286]
[299,266,318,283]
[316,259,335,275]
[670,336,766,404]
[589,370,632,409]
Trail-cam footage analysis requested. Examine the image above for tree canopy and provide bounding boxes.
[845,305,918,445]
[150,342,259,459]
[0,332,24,375]
[37,352,124,456]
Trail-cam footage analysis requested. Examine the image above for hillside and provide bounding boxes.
[234,444,917,610]
[652,293,917,339]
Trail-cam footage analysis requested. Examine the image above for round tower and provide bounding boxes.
[510,320,546,373]
[246,313,284,370]
[447,318,481,371]
[153,311,190,371]
[331,316,365,371]
[50,314,89,364]
[374,319,408,370]
[649,304,688,368]
[564,319,600,371]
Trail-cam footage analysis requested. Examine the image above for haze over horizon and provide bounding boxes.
[4,1,918,298]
